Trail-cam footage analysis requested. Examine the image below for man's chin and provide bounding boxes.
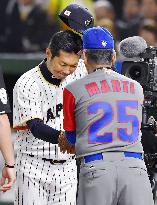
[56,76,64,80]
[53,74,63,80]
[58,74,68,80]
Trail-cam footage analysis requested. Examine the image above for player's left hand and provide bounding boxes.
[0,167,16,192]
[58,132,75,154]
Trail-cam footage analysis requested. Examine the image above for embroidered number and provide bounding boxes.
[88,100,139,144]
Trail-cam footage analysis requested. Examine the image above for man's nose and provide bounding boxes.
[63,67,71,74]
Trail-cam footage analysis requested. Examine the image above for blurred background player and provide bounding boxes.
[138,19,157,46]
[59,26,154,205]
[116,0,143,41]
[18,0,59,52]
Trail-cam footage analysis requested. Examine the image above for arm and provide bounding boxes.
[58,88,76,154]
[58,131,76,154]
[0,114,16,192]
[27,118,60,144]
[13,79,61,144]
[0,69,16,192]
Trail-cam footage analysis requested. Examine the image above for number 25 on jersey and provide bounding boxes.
[88,100,139,144]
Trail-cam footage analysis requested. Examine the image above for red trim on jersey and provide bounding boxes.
[14,125,29,131]
[63,88,76,131]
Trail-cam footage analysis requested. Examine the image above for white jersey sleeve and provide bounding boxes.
[13,72,43,128]
[62,59,87,86]
[72,58,87,78]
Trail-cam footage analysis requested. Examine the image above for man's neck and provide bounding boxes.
[87,64,112,74]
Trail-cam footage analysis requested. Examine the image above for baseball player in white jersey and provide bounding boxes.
[59,27,154,205]
[13,30,87,205]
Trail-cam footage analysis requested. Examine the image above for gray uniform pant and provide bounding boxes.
[14,154,77,205]
[77,152,154,205]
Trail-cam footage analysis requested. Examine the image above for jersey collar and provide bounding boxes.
[39,59,61,86]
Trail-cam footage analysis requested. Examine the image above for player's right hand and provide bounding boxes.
[58,132,75,154]
[0,167,16,192]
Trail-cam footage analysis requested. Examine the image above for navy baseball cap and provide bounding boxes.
[58,4,94,34]
[83,26,114,49]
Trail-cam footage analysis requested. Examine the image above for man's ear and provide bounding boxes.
[112,50,116,65]
[83,50,87,64]
[46,48,52,61]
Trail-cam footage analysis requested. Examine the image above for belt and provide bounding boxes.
[42,158,66,165]
[84,152,143,163]
[28,154,66,165]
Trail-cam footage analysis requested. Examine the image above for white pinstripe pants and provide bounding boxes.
[14,154,77,205]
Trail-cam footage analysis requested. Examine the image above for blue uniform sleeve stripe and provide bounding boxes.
[65,131,76,145]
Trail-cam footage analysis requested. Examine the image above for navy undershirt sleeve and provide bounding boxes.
[27,118,60,144]
[65,131,76,145]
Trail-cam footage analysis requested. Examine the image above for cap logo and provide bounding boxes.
[64,10,71,16]
[85,19,91,26]
[102,40,107,47]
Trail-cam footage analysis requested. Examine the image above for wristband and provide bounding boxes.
[5,163,15,168]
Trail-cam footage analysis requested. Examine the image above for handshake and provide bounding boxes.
[58,131,75,154]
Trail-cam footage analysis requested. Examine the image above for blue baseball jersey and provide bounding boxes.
[63,68,144,157]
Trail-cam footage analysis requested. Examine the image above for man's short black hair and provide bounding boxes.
[85,49,114,65]
[48,30,82,58]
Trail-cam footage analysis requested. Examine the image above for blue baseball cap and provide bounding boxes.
[83,26,114,49]
[59,4,94,34]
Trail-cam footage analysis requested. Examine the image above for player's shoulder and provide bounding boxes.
[77,59,86,68]
[65,73,87,93]
[68,59,87,80]
[14,66,39,90]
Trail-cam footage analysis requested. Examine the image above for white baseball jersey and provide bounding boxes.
[13,59,87,160]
